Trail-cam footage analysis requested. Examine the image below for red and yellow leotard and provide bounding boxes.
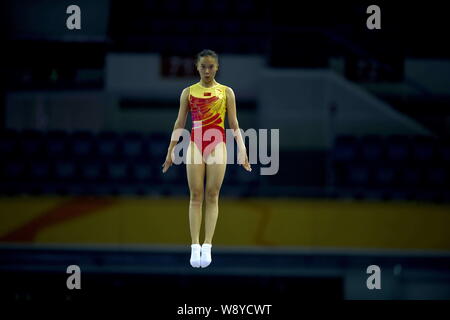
[189,82,227,156]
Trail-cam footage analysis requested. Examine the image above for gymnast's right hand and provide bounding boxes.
[162,152,173,173]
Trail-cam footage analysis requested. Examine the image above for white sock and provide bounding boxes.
[190,243,201,268]
[190,244,201,268]
[200,243,212,268]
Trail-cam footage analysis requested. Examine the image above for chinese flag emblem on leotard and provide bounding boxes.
[204,92,211,96]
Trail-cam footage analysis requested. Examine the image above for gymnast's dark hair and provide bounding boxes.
[195,49,219,65]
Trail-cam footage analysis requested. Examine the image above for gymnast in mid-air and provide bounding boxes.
[162,49,251,268]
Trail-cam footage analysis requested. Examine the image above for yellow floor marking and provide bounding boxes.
[1,197,449,250]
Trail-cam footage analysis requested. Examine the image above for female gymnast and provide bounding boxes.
[162,49,251,268]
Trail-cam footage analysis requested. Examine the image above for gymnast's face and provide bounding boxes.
[196,56,218,83]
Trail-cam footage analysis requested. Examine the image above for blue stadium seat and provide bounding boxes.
[374,166,396,187]
[79,160,104,182]
[97,131,121,159]
[161,164,183,184]
[29,160,51,181]
[70,131,95,158]
[146,133,168,161]
[46,130,69,159]
[333,135,358,162]
[399,166,422,189]
[347,163,369,187]
[54,160,77,181]
[130,161,154,183]
[122,132,144,159]
[106,160,130,182]
[386,135,411,163]
[360,135,384,162]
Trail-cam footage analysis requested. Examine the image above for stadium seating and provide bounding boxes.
[331,134,450,202]
[70,131,95,159]
[122,132,144,159]
[97,131,121,159]
[46,130,69,159]
[0,130,448,201]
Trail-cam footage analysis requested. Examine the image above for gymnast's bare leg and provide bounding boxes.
[201,141,227,267]
[186,141,205,267]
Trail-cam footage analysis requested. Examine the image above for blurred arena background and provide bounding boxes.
[1,0,450,305]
